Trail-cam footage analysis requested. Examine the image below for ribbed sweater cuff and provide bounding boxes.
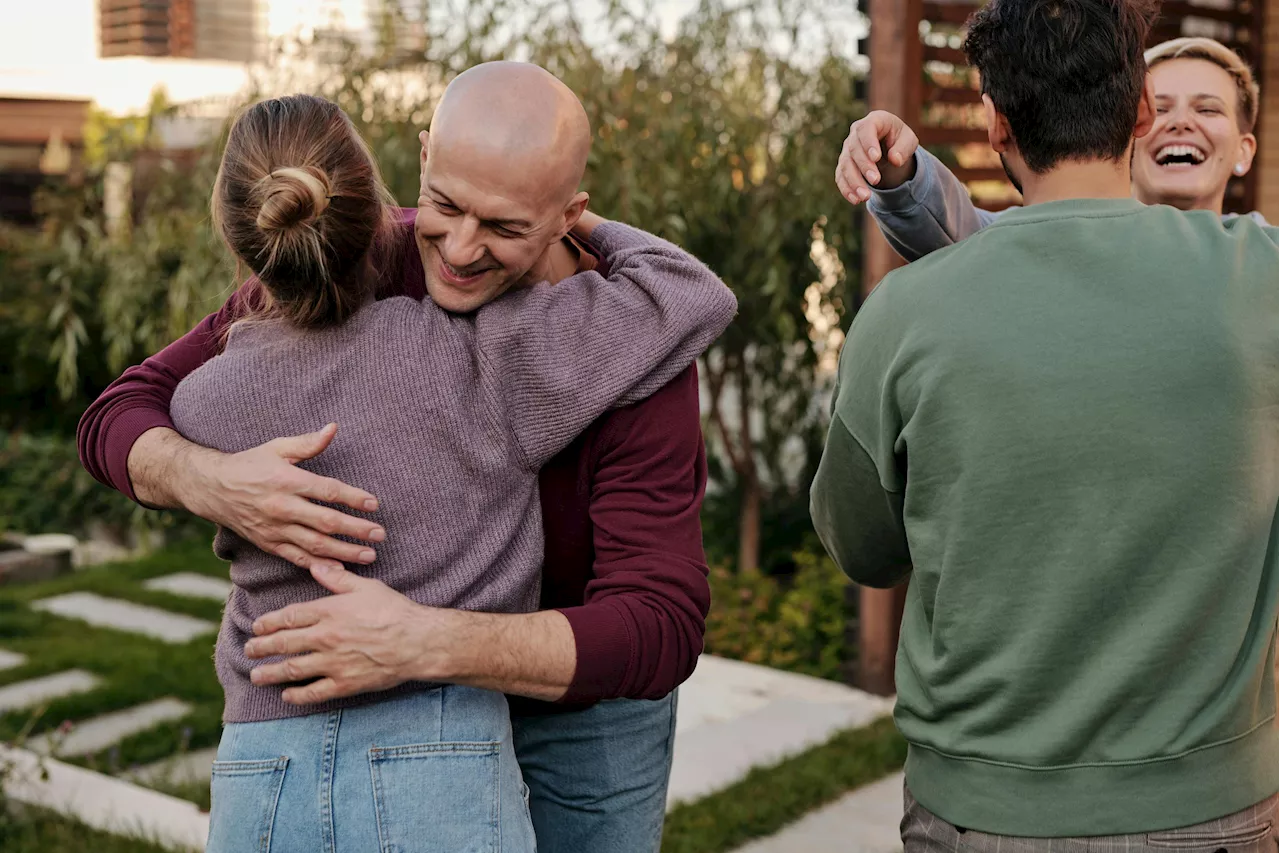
[556,601,634,704]
[104,408,178,504]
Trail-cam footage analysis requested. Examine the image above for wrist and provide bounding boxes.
[877,152,918,191]
[172,443,224,518]
[406,606,476,683]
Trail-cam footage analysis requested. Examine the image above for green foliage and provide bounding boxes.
[661,716,906,853]
[704,544,851,681]
[0,430,203,540]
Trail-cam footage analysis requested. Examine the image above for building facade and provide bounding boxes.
[99,0,263,63]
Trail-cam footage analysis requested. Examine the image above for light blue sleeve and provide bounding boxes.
[866,149,1009,262]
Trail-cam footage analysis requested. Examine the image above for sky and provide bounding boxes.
[1,0,860,114]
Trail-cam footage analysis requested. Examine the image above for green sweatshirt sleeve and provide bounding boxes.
[810,412,911,588]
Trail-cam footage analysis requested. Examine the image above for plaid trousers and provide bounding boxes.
[903,787,1279,853]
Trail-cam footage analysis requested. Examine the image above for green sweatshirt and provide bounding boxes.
[811,198,1278,836]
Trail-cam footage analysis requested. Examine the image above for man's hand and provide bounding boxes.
[131,424,384,572]
[835,110,920,204]
[245,567,438,704]
[246,565,578,703]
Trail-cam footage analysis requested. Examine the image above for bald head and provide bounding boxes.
[430,61,591,205]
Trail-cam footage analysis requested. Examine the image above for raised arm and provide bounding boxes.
[477,215,737,468]
[836,110,1007,262]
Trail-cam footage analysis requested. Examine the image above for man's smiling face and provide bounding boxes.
[415,132,570,314]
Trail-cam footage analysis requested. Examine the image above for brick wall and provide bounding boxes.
[1257,0,1278,223]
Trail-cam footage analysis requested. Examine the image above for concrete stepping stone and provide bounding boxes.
[143,572,233,601]
[27,697,193,757]
[0,649,27,671]
[127,746,218,787]
[729,771,905,853]
[2,744,209,850]
[0,669,101,713]
[31,592,217,643]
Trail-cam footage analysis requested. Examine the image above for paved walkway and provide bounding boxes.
[730,771,905,853]
[669,655,894,806]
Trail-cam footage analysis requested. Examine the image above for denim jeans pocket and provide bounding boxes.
[369,741,501,853]
[207,757,289,853]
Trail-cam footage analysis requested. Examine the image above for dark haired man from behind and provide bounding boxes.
[810,0,1278,849]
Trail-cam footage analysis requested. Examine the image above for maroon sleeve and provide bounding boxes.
[76,285,258,501]
[77,209,420,502]
[556,364,712,703]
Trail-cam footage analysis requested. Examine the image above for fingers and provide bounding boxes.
[886,123,920,169]
[249,652,330,686]
[275,523,376,566]
[252,602,323,638]
[271,542,340,573]
[308,564,366,595]
[245,627,320,661]
[295,472,379,515]
[282,677,346,705]
[853,119,889,182]
[836,135,874,204]
[286,494,384,541]
[269,423,338,465]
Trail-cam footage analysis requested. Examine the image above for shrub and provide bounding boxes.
[703,543,852,682]
[0,430,199,542]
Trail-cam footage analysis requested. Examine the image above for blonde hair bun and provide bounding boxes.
[256,166,332,232]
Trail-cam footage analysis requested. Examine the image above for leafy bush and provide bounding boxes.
[0,430,199,541]
[703,543,852,682]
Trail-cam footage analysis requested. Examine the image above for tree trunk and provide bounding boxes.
[737,476,761,575]
[735,354,761,575]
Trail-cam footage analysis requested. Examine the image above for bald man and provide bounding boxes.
[78,62,711,853]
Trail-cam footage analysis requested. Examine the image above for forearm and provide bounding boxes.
[424,609,577,701]
[127,426,217,510]
[867,149,1001,262]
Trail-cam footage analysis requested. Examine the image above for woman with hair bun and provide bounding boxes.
[172,93,736,853]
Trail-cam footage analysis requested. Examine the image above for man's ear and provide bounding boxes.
[1133,75,1156,139]
[418,130,430,185]
[560,191,590,237]
[982,94,1012,154]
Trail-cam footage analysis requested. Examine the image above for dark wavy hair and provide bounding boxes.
[964,0,1159,173]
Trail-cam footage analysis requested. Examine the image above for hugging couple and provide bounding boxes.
[78,61,736,852]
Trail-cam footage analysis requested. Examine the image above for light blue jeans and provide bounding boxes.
[512,692,678,853]
[207,686,536,853]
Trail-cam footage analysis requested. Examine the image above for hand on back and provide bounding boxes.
[184,424,385,572]
[836,110,920,204]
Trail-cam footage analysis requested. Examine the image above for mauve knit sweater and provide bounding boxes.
[169,222,736,723]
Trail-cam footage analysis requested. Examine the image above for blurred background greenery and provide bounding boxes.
[0,0,867,679]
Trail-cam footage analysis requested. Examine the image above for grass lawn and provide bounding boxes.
[661,716,906,853]
[0,806,189,853]
[0,536,227,772]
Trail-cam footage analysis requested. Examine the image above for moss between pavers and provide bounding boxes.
[661,715,907,853]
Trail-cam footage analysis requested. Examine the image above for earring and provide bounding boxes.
[1234,164,1246,175]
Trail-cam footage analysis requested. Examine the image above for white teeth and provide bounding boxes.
[1156,144,1206,164]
